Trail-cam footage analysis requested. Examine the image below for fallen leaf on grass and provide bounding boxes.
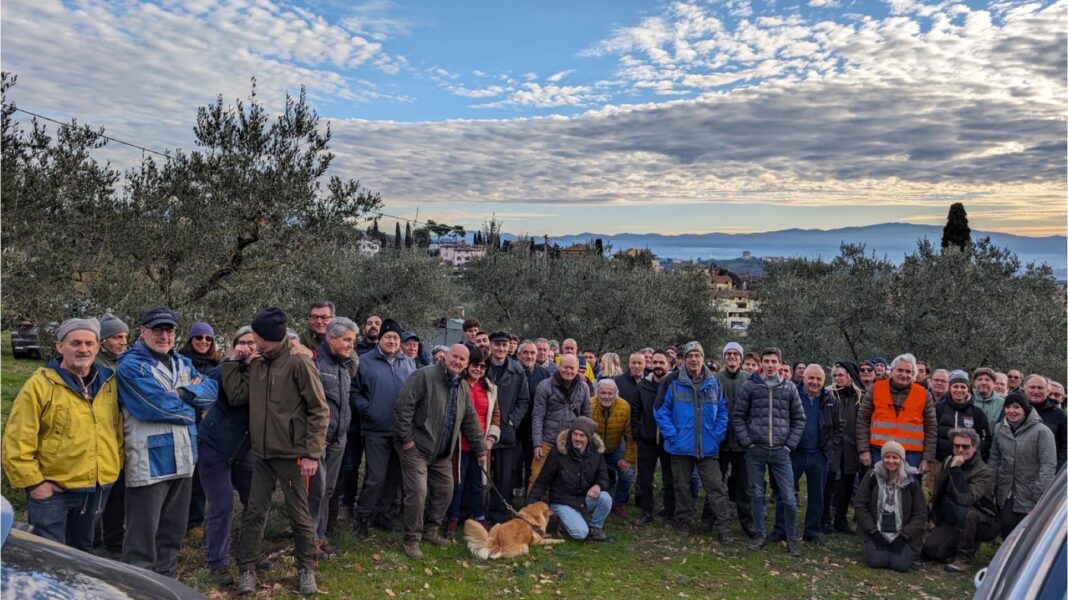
[424,568,433,576]
[385,589,395,597]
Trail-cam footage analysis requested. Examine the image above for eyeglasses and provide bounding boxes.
[953,444,972,449]
[192,335,213,341]
[235,340,255,347]
[859,367,873,373]
[468,364,487,371]
[151,325,176,335]
[309,315,332,321]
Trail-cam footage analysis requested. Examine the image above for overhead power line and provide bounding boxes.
[13,107,170,158]
[12,106,460,230]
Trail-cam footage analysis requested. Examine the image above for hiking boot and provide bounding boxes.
[676,523,690,541]
[298,568,317,595]
[611,503,626,518]
[403,542,423,559]
[353,518,370,541]
[944,560,971,573]
[766,530,786,543]
[445,519,459,540]
[210,566,234,587]
[316,538,338,557]
[719,531,736,545]
[586,527,609,542]
[803,534,823,546]
[372,514,398,532]
[786,538,802,557]
[632,513,656,526]
[237,570,259,595]
[547,515,561,536]
[422,530,450,547]
[834,521,855,535]
[821,523,835,535]
[256,557,274,571]
[747,535,766,551]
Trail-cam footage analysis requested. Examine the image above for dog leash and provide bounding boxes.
[478,462,546,537]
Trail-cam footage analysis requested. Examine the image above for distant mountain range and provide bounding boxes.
[493,223,1067,278]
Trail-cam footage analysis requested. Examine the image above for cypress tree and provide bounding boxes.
[394,222,402,248]
[941,202,971,250]
[404,222,412,249]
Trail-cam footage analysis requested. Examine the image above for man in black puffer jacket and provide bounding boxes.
[630,350,675,526]
[486,331,531,524]
[732,347,806,555]
[529,416,611,542]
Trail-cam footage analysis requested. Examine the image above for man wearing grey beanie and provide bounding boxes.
[93,312,131,556]
[2,317,121,553]
[96,313,130,371]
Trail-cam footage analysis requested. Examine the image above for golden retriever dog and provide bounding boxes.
[463,501,565,559]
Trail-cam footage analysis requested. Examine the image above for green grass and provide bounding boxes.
[1,335,979,599]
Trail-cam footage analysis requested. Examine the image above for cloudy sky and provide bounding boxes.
[3,0,1065,236]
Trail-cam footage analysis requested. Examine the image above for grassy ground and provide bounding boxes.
[1,333,980,599]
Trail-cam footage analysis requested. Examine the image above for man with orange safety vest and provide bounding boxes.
[855,353,937,476]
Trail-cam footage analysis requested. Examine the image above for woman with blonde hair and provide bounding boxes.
[598,352,624,378]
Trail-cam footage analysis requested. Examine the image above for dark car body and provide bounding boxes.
[1,497,205,599]
[973,466,1066,600]
[10,321,42,359]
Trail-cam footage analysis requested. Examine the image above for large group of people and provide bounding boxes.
[3,302,1066,595]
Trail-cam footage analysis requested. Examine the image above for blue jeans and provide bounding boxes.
[747,446,797,540]
[448,451,486,521]
[773,449,828,540]
[605,443,634,506]
[27,486,109,552]
[551,491,613,540]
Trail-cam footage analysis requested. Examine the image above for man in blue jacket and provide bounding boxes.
[732,347,806,556]
[654,341,734,544]
[117,306,217,577]
[351,318,417,539]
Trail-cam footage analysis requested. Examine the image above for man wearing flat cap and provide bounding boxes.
[351,318,417,539]
[485,330,531,524]
[2,318,122,552]
[115,306,218,577]
[223,307,329,595]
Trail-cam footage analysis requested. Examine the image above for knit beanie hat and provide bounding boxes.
[379,319,404,339]
[56,318,100,341]
[722,342,743,356]
[881,440,907,462]
[681,341,705,358]
[188,322,215,340]
[835,360,862,388]
[1004,391,1032,415]
[251,308,288,342]
[98,312,129,340]
[570,416,597,442]
[949,370,970,387]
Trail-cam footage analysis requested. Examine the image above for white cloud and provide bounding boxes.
[2,0,406,153]
[546,69,575,83]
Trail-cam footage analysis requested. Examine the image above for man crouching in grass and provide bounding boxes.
[528,416,612,542]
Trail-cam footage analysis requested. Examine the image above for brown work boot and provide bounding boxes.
[422,530,450,547]
[403,542,423,559]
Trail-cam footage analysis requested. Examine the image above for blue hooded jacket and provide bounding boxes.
[654,366,729,458]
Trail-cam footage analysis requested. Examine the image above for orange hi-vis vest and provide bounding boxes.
[869,379,927,453]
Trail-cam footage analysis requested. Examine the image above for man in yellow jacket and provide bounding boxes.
[593,378,637,517]
[2,318,123,551]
